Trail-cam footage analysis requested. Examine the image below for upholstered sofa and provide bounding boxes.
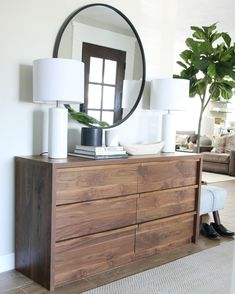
[202,133,235,176]
[175,131,213,153]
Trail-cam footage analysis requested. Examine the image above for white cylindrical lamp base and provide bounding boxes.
[48,107,68,159]
[162,112,176,153]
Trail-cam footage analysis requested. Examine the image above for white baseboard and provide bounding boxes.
[0,253,15,273]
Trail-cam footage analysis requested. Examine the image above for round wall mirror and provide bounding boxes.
[53,3,146,129]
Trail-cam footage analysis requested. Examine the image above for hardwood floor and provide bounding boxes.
[2,180,235,294]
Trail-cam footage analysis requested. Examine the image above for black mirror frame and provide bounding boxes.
[53,3,146,129]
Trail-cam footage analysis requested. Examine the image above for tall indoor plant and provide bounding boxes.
[174,23,235,152]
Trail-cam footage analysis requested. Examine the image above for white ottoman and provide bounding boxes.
[200,185,227,216]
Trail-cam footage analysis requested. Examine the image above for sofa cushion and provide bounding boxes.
[175,134,188,145]
[213,135,226,153]
[202,161,229,174]
[202,152,230,163]
[225,133,235,153]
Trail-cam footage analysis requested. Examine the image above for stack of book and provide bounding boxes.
[68,145,128,160]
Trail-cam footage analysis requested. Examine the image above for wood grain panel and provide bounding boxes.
[15,158,54,290]
[135,213,195,258]
[137,186,197,223]
[55,226,136,286]
[138,159,199,193]
[56,195,137,241]
[56,164,138,204]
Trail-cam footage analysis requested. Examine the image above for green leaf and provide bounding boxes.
[189,87,197,97]
[194,58,211,71]
[223,80,235,88]
[186,38,199,52]
[220,82,233,92]
[210,32,222,43]
[229,71,235,80]
[176,61,187,69]
[207,64,216,77]
[180,66,198,79]
[195,79,206,95]
[221,53,232,62]
[180,50,193,63]
[198,41,213,54]
[216,62,235,78]
[172,74,182,79]
[202,23,217,37]
[222,33,231,47]
[220,88,233,100]
[209,83,220,99]
[215,43,226,58]
[191,26,206,40]
[189,77,201,97]
[65,105,109,127]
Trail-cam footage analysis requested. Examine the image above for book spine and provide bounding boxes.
[74,149,126,156]
[94,154,128,159]
[68,152,128,160]
[75,145,124,152]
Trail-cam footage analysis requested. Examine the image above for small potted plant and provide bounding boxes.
[65,104,109,146]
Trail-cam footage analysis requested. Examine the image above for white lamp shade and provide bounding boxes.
[122,79,142,109]
[150,78,189,111]
[33,58,84,103]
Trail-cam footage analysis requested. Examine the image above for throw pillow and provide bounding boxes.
[175,134,188,145]
[187,134,198,144]
[225,133,235,153]
[213,135,226,153]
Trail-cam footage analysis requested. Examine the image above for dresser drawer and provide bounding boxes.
[138,159,199,193]
[135,213,195,257]
[56,164,138,205]
[137,186,197,223]
[56,195,137,241]
[55,226,136,286]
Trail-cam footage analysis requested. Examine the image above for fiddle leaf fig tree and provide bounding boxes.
[174,23,235,152]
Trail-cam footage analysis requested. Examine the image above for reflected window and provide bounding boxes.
[104,60,117,85]
[89,57,103,83]
[82,42,126,124]
[88,84,102,108]
[103,86,115,109]
[102,111,114,125]
[87,110,101,121]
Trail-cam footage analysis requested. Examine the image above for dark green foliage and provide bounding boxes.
[64,105,109,128]
[174,23,235,152]
[175,23,235,101]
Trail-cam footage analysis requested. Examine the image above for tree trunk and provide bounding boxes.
[196,101,204,153]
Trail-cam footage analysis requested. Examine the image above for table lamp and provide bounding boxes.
[150,78,189,152]
[33,58,84,159]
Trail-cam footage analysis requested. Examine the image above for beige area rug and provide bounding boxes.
[82,241,235,294]
[202,171,235,183]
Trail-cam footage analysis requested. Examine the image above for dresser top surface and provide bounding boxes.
[15,152,202,168]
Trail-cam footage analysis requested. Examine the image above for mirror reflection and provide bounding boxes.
[54,4,145,128]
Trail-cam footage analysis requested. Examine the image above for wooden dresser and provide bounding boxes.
[15,153,202,290]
